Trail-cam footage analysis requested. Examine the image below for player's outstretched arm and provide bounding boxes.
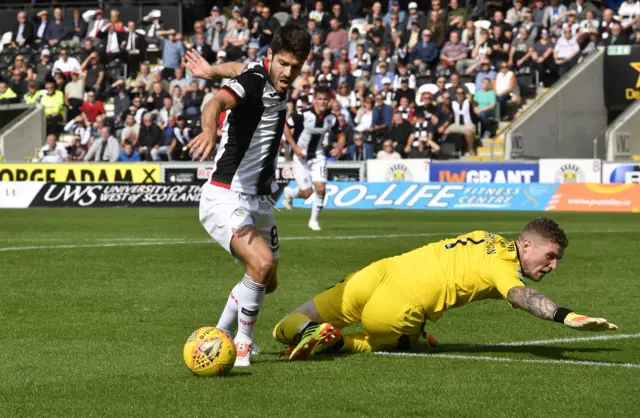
[185,89,236,162]
[184,49,246,80]
[506,286,618,331]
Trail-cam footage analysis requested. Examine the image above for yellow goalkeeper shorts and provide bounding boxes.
[312,260,425,350]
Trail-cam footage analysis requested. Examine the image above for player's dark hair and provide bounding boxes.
[314,86,330,96]
[271,24,311,61]
[521,218,569,249]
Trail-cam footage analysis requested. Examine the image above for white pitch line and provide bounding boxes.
[376,352,640,369]
[492,332,640,347]
[0,229,639,252]
[375,333,640,369]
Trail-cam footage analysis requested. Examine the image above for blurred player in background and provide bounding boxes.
[185,24,311,367]
[281,87,344,231]
[273,218,618,359]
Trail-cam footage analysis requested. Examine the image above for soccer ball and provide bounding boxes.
[183,327,236,376]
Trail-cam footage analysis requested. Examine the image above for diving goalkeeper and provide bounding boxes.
[273,218,618,360]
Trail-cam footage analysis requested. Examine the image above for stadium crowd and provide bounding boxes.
[0,0,637,162]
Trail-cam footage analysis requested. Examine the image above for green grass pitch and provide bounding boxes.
[0,209,639,417]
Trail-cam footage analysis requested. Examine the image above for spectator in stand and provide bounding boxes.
[346,28,367,62]
[84,126,119,162]
[509,27,534,69]
[88,114,106,143]
[79,39,96,63]
[81,52,105,96]
[41,81,65,135]
[447,0,468,35]
[351,43,372,77]
[599,9,619,42]
[393,78,416,107]
[506,0,525,27]
[354,96,374,134]
[102,22,125,61]
[70,8,88,43]
[326,18,348,53]
[23,81,42,105]
[84,9,106,41]
[34,10,51,47]
[53,48,81,78]
[147,82,170,112]
[520,8,539,41]
[129,63,153,92]
[169,67,188,92]
[11,11,34,49]
[459,29,492,76]
[405,2,425,30]
[604,21,629,45]
[159,97,181,128]
[335,82,352,109]
[310,0,330,30]
[331,2,350,29]
[193,32,214,64]
[579,9,600,33]
[409,29,438,73]
[287,3,306,26]
[0,80,18,104]
[532,29,555,85]
[33,48,52,87]
[80,90,105,123]
[439,31,468,74]
[474,78,498,137]
[417,91,438,119]
[45,7,68,48]
[123,21,145,77]
[120,112,140,146]
[39,134,69,163]
[475,58,498,92]
[172,116,192,160]
[64,115,92,147]
[427,10,446,49]
[371,92,393,141]
[210,19,227,54]
[388,111,413,155]
[137,113,162,161]
[119,140,141,162]
[489,25,511,67]
[407,110,439,156]
[182,80,205,119]
[8,70,28,102]
[112,81,131,123]
[346,132,374,160]
[332,62,355,91]
[554,26,580,76]
[152,114,177,161]
[434,92,453,142]
[544,0,568,35]
[224,17,251,61]
[447,86,477,156]
[253,5,280,57]
[496,62,518,119]
[156,29,184,80]
[377,139,402,160]
[384,13,405,47]
[64,69,85,120]
[618,0,640,32]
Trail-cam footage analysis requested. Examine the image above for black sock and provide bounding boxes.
[324,336,345,354]
[301,321,319,335]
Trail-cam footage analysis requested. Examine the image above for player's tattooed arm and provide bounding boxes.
[506,286,559,321]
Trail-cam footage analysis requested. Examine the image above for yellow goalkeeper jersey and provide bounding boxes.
[382,231,526,321]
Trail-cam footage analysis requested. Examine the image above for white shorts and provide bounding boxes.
[293,155,327,190]
[199,182,279,260]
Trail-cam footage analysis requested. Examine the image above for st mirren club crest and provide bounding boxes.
[554,163,585,183]
[385,163,413,181]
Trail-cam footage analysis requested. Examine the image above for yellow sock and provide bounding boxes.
[272,313,311,345]
[343,333,375,353]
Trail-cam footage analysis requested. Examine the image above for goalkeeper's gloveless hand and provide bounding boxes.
[564,313,618,331]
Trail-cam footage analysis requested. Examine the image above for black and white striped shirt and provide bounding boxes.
[210,60,287,195]
[287,108,340,159]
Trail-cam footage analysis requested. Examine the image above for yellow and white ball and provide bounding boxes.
[183,327,236,376]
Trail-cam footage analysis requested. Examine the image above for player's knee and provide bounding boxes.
[299,188,313,199]
[247,251,273,283]
[315,183,326,196]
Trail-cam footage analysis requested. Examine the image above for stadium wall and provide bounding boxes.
[0,104,45,162]
[1,159,639,212]
[504,49,608,160]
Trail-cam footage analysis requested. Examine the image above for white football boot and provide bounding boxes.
[283,195,293,210]
[308,219,321,231]
[234,342,252,367]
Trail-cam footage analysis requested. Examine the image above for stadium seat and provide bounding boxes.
[349,19,366,36]
[465,83,476,95]
[0,32,12,52]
